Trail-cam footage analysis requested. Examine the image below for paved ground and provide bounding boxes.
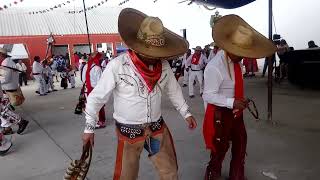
[1,75,319,180]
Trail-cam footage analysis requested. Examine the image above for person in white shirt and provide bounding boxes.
[50,58,59,82]
[47,59,57,92]
[181,49,191,87]
[67,65,76,88]
[32,56,46,96]
[42,60,50,94]
[16,60,28,86]
[0,48,29,137]
[202,15,277,180]
[82,9,197,180]
[186,46,207,98]
[0,48,19,92]
[81,53,105,128]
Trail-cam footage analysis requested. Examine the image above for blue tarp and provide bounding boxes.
[205,0,255,9]
[116,47,128,54]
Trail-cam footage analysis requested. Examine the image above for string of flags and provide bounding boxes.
[119,0,130,6]
[119,0,159,6]
[0,0,25,11]
[28,0,75,15]
[68,0,108,14]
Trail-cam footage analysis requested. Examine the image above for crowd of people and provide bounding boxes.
[169,41,259,100]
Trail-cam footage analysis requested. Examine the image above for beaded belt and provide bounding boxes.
[116,117,164,139]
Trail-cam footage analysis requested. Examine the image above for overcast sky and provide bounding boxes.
[1,0,319,50]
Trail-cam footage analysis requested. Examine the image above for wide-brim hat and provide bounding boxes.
[212,14,277,58]
[0,47,10,57]
[193,46,202,51]
[118,8,189,59]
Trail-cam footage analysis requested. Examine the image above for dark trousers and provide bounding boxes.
[206,108,247,180]
[262,56,276,77]
[19,72,27,86]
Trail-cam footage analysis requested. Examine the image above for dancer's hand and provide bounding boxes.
[233,98,249,111]
[186,116,197,130]
[82,133,94,147]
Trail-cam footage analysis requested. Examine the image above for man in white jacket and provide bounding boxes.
[16,60,28,86]
[82,8,197,180]
[32,56,46,96]
[181,49,191,87]
[0,48,19,92]
[186,46,207,98]
[0,47,29,136]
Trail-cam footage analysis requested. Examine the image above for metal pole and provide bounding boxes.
[267,0,273,121]
[182,29,187,40]
[82,0,92,54]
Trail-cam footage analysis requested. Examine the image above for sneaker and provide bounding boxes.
[52,89,58,91]
[0,137,12,156]
[35,91,40,94]
[189,95,195,98]
[182,84,187,87]
[17,119,29,134]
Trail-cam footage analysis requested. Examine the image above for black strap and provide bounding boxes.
[247,99,260,120]
[0,65,23,73]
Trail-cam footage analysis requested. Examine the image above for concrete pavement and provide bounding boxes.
[0,76,319,180]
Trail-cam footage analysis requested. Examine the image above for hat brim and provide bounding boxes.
[0,50,10,57]
[118,8,189,59]
[212,15,277,59]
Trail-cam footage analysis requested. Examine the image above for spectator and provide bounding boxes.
[277,39,290,79]
[16,60,28,86]
[243,57,258,77]
[308,40,318,48]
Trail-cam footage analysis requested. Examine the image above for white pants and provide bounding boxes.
[189,70,203,96]
[69,75,76,88]
[47,76,55,91]
[44,78,49,93]
[0,96,21,128]
[34,75,46,95]
[183,69,189,85]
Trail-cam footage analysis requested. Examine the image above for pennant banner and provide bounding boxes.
[0,0,25,11]
[28,0,76,15]
[68,0,108,14]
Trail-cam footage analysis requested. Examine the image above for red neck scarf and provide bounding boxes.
[85,53,102,94]
[128,50,162,93]
[191,53,201,65]
[203,59,244,152]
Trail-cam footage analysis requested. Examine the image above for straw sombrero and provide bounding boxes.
[193,46,202,51]
[212,14,277,58]
[118,8,189,59]
[0,47,11,57]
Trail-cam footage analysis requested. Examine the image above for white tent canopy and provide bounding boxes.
[0,44,29,60]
